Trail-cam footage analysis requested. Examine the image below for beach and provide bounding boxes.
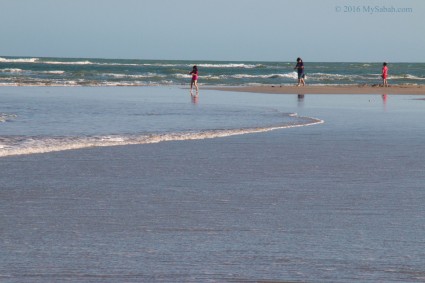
[1,86,425,282]
[211,84,425,95]
[2,0,425,279]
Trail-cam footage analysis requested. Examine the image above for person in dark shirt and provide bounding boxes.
[294,57,305,86]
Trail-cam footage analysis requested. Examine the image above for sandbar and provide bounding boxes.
[209,85,425,95]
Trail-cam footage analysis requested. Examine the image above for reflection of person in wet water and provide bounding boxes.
[382,94,387,111]
[191,93,199,104]
[297,94,305,107]
[189,65,199,93]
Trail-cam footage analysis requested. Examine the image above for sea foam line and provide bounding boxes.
[0,118,324,157]
[0,57,39,63]
[0,57,262,69]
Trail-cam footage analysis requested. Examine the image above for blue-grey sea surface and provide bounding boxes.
[1,56,424,86]
[1,87,425,282]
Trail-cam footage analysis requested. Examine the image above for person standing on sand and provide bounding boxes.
[382,62,388,87]
[294,57,305,86]
[189,65,199,93]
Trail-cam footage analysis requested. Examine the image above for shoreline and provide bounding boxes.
[1,84,425,96]
[208,84,425,95]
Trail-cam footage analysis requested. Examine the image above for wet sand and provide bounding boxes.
[210,84,425,95]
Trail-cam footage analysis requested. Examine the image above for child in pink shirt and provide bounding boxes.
[190,65,199,93]
[382,62,388,87]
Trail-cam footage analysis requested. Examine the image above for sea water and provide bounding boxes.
[1,56,424,86]
[0,86,321,157]
[1,87,425,282]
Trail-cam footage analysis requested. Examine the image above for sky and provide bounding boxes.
[0,0,424,62]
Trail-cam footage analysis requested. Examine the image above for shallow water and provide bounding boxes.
[1,87,425,282]
[0,87,320,157]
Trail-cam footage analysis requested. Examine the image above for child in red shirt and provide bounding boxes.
[382,62,388,87]
[190,65,199,93]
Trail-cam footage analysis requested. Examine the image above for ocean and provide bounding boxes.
[1,56,424,87]
[1,77,425,280]
[0,87,322,157]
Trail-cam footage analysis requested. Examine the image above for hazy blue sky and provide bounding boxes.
[0,0,424,62]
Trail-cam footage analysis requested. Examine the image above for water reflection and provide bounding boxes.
[382,94,387,111]
[191,92,199,104]
[297,94,305,107]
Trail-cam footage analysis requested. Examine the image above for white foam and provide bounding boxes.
[43,60,93,65]
[106,62,262,69]
[0,68,24,73]
[202,75,222,80]
[175,74,192,79]
[0,118,324,157]
[389,74,425,80]
[0,57,39,63]
[104,73,166,79]
[42,70,65,74]
[197,63,261,69]
[102,81,151,86]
